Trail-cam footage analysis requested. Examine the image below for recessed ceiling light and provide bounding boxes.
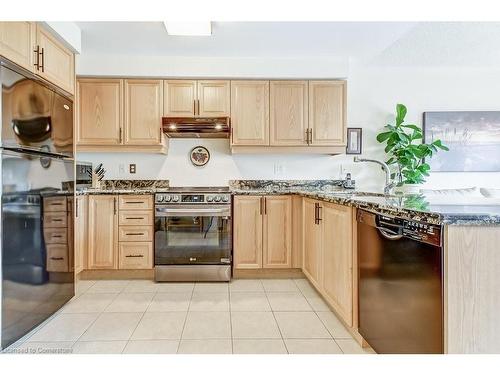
[214,123,222,130]
[164,21,212,36]
[169,123,177,130]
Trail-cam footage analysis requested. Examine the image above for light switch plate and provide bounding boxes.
[129,164,136,174]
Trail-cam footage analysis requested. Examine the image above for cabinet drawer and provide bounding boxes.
[44,227,67,244]
[46,244,69,272]
[44,196,67,212]
[44,212,67,227]
[119,226,153,242]
[118,195,153,210]
[119,210,153,225]
[119,242,152,269]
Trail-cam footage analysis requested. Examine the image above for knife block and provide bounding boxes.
[91,171,102,189]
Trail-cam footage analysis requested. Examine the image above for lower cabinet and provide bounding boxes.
[303,198,354,326]
[86,194,153,270]
[88,195,118,269]
[233,195,292,269]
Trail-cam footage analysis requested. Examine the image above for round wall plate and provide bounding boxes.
[189,146,210,166]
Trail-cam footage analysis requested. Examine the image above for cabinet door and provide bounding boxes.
[322,203,353,326]
[230,80,269,146]
[88,195,118,269]
[74,195,88,274]
[303,198,322,288]
[124,80,163,145]
[263,196,292,268]
[77,79,123,145]
[308,81,346,146]
[233,196,263,269]
[163,80,197,117]
[270,81,308,146]
[0,22,35,71]
[197,80,230,117]
[36,26,74,94]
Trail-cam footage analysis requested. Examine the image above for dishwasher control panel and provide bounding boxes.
[403,220,442,247]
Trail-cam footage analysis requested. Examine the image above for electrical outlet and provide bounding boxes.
[129,164,136,174]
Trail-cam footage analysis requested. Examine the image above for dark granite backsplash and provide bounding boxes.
[228,180,348,192]
[99,180,170,190]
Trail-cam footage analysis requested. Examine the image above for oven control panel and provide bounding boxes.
[155,193,231,204]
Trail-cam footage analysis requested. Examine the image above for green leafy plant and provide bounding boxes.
[376,104,449,185]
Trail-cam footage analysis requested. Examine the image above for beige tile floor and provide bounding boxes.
[4,278,375,354]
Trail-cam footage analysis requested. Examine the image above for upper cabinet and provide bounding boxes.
[164,80,197,117]
[309,81,346,146]
[0,22,35,72]
[124,79,163,145]
[230,79,347,154]
[35,27,75,95]
[231,80,269,146]
[197,80,230,117]
[0,22,75,95]
[270,81,308,146]
[77,78,167,153]
[77,79,123,145]
[163,79,230,117]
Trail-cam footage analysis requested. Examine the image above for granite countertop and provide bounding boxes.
[229,180,500,226]
[77,179,170,195]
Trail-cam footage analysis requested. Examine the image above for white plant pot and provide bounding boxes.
[395,184,422,195]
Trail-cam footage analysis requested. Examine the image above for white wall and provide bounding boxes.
[76,57,500,192]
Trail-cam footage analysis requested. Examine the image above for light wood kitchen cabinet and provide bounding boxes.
[263,196,292,268]
[197,80,230,117]
[233,196,263,269]
[308,81,346,146]
[119,242,153,270]
[321,202,353,326]
[303,198,322,287]
[35,26,75,94]
[0,22,35,72]
[124,79,163,145]
[302,198,355,327]
[87,195,118,269]
[77,79,123,145]
[234,195,292,269]
[270,81,308,146]
[230,80,270,146]
[163,80,197,117]
[74,195,88,275]
[163,80,230,117]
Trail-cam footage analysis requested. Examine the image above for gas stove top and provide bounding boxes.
[155,187,231,205]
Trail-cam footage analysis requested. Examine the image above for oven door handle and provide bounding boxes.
[155,207,231,217]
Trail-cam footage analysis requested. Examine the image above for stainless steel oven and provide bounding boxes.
[154,188,232,281]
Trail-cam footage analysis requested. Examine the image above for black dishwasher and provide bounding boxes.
[357,209,443,354]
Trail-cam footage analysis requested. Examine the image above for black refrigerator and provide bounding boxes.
[0,61,75,349]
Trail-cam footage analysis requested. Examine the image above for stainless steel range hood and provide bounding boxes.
[162,117,230,138]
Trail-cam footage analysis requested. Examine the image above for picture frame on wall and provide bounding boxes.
[346,128,362,154]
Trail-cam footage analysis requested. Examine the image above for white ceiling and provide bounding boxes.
[77,22,416,59]
[77,21,500,67]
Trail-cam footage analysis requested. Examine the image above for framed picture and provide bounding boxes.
[423,111,500,172]
[189,146,210,166]
[346,128,362,154]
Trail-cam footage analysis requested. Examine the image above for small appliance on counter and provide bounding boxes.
[154,187,232,282]
[76,161,92,190]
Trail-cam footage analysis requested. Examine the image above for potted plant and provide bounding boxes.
[376,104,449,194]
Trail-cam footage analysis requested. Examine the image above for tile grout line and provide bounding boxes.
[261,279,289,354]
[176,283,195,354]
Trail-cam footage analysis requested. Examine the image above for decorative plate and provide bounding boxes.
[189,146,210,166]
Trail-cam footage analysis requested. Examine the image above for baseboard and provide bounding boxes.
[79,269,154,280]
[232,268,304,279]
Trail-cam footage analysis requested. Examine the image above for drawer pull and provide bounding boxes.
[50,257,64,261]
[52,235,63,238]
[126,217,144,220]
[52,219,63,222]
[125,233,145,236]
[125,254,144,258]
[125,201,143,204]
[50,203,63,205]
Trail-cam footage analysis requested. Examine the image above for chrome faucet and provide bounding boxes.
[353,156,395,195]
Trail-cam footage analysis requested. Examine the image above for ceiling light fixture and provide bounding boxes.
[163,21,212,36]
